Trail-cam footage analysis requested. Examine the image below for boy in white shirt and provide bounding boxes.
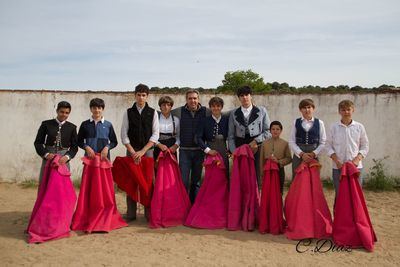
[326,100,369,198]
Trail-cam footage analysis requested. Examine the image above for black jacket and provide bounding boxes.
[196,115,229,150]
[34,119,78,159]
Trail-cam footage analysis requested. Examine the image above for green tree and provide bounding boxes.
[217,69,268,93]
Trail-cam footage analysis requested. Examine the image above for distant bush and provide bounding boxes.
[148,70,399,94]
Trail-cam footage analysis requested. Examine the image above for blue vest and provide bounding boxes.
[295,118,320,145]
[179,105,207,147]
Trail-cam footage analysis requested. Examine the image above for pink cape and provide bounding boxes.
[259,159,285,235]
[27,155,77,243]
[185,153,229,229]
[228,145,260,231]
[284,160,332,240]
[333,162,377,251]
[149,151,191,228]
[71,155,127,232]
[112,156,154,207]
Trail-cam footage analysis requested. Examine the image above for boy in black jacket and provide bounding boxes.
[34,101,78,183]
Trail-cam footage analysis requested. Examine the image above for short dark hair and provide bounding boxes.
[158,96,174,107]
[298,98,315,109]
[89,98,105,109]
[236,86,252,97]
[56,101,71,111]
[270,121,283,130]
[135,83,150,95]
[209,96,224,107]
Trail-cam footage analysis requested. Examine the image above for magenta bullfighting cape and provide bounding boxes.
[284,160,332,240]
[259,159,285,235]
[27,155,77,243]
[71,155,127,232]
[149,151,191,228]
[333,162,377,251]
[228,145,260,231]
[185,153,228,229]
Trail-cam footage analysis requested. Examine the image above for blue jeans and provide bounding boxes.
[179,149,204,203]
[332,168,363,199]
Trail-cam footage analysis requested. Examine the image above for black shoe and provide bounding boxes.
[123,214,136,222]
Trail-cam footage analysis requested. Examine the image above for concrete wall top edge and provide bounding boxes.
[1,89,399,96]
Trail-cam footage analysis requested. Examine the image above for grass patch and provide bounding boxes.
[364,157,398,192]
[73,179,81,189]
[19,179,38,189]
[284,178,335,190]
[284,179,293,189]
[322,179,335,189]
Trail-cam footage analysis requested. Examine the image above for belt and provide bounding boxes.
[159,133,176,141]
[179,147,201,151]
[46,145,70,150]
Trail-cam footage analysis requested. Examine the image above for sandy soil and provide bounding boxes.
[0,182,399,266]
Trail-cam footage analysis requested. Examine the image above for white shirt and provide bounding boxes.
[326,120,369,169]
[158,113,180,146]
[241,105,253,120]
[55,118,66,126]
[289,117,326,158]
[212,114,221,123]
[121,105,160,145]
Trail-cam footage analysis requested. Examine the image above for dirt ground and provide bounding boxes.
[0,182,399,266]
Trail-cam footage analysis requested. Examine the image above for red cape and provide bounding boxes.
[149,151,191,228]
[185,153,229,229]
[228,145,260,231]
[284,160,332,240]
[27,155,77,243]
[112,156,154,207]
[259,159,285,235]
[71,155,127,232]
[333,162,377,251]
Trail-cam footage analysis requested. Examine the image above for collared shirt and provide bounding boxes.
[90,116,105,124]
[136,105,144,114]
[241,105,253,120]
[158,113,180,145]
[120,104,160,145]
[326,120,369,169]
[55,118,66,126]
[77,117,118,153]
[289,116,326,157]
[212,115,221,123]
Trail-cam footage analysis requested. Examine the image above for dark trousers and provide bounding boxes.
[179,149,204,203]
[278,167,285,194]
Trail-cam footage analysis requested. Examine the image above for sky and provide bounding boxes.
[0,0,399,90]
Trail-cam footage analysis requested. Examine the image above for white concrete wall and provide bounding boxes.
[0,90,399,182]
